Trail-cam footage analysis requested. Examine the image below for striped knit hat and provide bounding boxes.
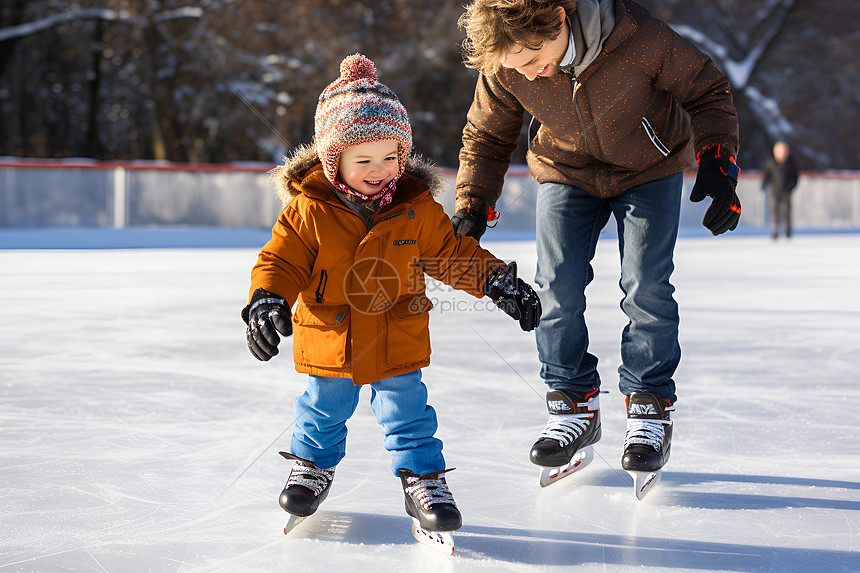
[314,54,412,187]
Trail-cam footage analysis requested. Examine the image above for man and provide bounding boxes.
[762,140,799,239]
[452,0,741,484]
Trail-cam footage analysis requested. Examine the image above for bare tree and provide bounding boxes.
[1,0,857,168]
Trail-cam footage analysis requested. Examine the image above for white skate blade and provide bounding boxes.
[283,514,308,535]
[627,469,662,500]
[538,446,595,488]
[411,518,455,555]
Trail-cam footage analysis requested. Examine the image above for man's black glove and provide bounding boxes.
[242,288,292,361]
[483,262,542,332]
[451,203,498,240]
[690,144,742,235]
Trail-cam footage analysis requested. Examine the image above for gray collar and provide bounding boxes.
[566,0,617,78]
[559,17,576,73]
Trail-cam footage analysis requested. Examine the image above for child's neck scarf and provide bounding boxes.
[333,178,397,208]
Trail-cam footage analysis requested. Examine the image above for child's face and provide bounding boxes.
[337,139,400,197]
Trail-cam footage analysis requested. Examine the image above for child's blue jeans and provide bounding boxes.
[290,369,445,476]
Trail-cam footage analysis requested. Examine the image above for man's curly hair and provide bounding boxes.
[459,0,580,74]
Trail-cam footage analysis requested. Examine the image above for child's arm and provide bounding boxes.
[419,200,541,331]
[249,207,317,306]
[244,204,317,360]
[418,200,501,298]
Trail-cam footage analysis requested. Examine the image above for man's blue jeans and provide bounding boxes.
[534,173,683,404]
[290,369,445,476]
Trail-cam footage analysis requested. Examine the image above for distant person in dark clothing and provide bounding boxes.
[762,141,799,239]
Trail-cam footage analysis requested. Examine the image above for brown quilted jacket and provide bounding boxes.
[455,0,739,208]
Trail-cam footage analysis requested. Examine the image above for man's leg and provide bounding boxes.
[611,172,682,404]
[782,195,792,238]
[770,192,780,238]
[535,181,612,396]
[611,173,682,474]
[530,181,610,468]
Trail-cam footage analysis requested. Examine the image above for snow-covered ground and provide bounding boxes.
[1,231,859,572]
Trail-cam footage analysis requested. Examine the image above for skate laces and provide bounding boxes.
[539,413,593,447]
[287,460,335,496]
[403,469,457,510]
[624,419,671,452]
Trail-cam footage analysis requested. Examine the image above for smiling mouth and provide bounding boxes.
[537,64,549,75]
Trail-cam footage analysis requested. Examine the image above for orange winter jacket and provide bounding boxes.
[248,145,503,385]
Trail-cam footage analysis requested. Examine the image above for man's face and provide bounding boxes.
[499,7,570,81]
[773,141,789,163]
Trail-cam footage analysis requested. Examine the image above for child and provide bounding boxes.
[242,54,541,535]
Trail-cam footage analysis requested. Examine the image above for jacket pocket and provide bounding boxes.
[641,117,670,157]
[385,295,432,368]
[293,303,350,369]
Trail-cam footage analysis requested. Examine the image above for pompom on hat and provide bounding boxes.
[314,54,412,188]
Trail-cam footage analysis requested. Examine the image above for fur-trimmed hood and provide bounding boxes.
[269,143,446,207]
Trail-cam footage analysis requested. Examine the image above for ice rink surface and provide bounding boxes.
[1,232,859,572]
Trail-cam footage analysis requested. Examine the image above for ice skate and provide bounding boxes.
[621,393,673,500]
[278,452,336,534]
[529,390,601,487]
[538,446,595,487]
[398,468,461,554]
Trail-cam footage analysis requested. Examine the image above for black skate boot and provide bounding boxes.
[529,390,601,467]
[398,468,462,532]
[621,393,674,472]
[278,452,335,517]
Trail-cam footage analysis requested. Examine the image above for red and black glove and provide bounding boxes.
[690,144,742,236]
[451,202,499,241]
[242,288,292,361]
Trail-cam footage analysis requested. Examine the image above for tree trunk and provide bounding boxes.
[87,19,103,157]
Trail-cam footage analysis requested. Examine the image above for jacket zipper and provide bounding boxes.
[641,117,670,157]
[306,195,396,307]
[321,199,365,221]
[527,115,538,152]
[571,77,605,196]
[315,269,328,303]
[323,193,403,230]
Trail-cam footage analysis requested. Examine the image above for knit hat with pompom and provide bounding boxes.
[314,54,412,186]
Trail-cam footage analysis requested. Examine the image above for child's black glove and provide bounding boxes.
[690,144,742,235]
[242,288,292,361]
[483,262,542,332]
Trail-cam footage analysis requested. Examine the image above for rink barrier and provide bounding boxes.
[1,158,859,231]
